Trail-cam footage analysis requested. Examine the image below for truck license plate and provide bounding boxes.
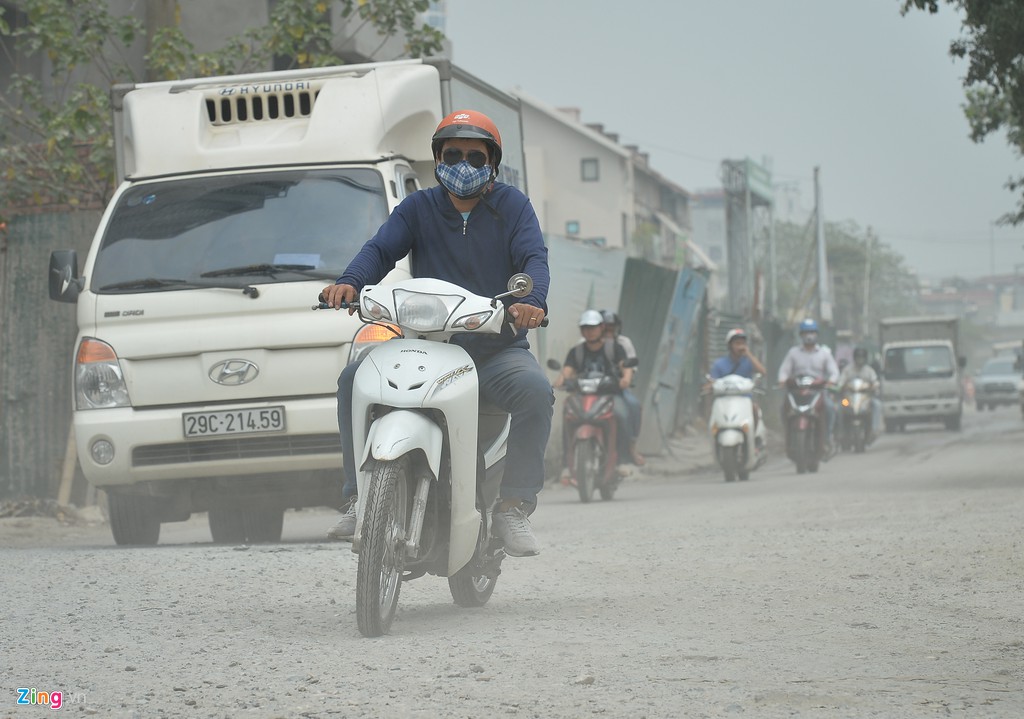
[183,406,286,438]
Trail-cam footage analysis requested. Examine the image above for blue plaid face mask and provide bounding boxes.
[435,161,492,199]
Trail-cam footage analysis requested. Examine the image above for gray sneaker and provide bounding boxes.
[491,505,540,557]
[326,497,357,541]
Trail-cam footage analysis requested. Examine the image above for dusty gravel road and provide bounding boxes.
[2,408,1022,718]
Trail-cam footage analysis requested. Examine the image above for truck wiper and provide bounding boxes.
[99,277,259,297]
[200,263,336,280]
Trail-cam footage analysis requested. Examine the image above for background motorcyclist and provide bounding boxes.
[710,328,767,380]
[709,328,766,445]
[778,318,840,449]
[838,346,882,442]
[320,109,551,557]
[600,310,644,466]
[554,310,636,473]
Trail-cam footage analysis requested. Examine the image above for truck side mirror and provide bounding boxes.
[957,356,967,370]
[49,250,83,303]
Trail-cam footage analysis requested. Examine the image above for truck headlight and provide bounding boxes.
[75,338,131,410]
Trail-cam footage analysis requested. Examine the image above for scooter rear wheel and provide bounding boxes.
[356,457,409,637]
[449,560,497,608]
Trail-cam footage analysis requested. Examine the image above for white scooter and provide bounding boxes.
[708,374,767,482]
[317,274,543,637]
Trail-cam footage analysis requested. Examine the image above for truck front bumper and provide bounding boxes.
[74,396,342,489]
[883,398,960,421]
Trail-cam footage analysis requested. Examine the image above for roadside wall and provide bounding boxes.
[1,210,99,498]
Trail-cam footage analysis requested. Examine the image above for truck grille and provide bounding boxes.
[132,433,341,467]
[205,86,319,125]
[982,382,1016,392]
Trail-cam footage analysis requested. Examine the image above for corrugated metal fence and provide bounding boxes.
[618,260,709,454]
[1,210,99,498]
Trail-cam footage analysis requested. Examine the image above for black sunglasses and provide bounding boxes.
[442,147,489,169]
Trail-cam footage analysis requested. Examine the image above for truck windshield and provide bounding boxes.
[884,346,954,380]
[980,358,1016,376]
[91,168,388,293]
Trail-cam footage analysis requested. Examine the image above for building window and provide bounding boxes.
[581,158,599,182]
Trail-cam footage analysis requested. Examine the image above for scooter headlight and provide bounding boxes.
[393,290,462,333]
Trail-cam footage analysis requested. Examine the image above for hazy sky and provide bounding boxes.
[445,0,1024,280]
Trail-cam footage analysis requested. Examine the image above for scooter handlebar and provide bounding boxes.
[503,309,549,328]
[312,292,358,311]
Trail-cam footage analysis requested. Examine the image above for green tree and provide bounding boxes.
[772,219,920,339]
[902,0,1024,224]
[0,0,443,215]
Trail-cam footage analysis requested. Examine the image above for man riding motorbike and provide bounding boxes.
[710,328,767,446]
[837,346,882,443]
[777,318,839,450]
[554,310,636,475]
[320,109,552,557]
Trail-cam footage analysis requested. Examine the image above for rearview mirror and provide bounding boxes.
[49,250,83,303]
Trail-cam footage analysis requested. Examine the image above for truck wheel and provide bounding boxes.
[884,419,897,434]
[945,414,962,431]
[108,493,160,546]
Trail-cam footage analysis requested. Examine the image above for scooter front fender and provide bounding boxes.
[362,410,443,478]
[574,424,603,442]
[716,428,745,448]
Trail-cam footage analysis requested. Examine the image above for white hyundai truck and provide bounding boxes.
[879,315,965,432]
[48,58,526,545]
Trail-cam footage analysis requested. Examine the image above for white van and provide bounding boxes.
[48,59,526,544]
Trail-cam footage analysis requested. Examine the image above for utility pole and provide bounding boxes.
[814,167,833,323]
[768,217,778,319]
[990,222,996,278]
[862,227,873,340]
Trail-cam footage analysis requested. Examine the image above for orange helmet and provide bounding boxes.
[431,110,503,169]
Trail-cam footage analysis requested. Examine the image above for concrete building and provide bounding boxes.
[512,92,635,249]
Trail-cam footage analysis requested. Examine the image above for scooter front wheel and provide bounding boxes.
[720,445,739,482]
[574,439,597,503]
[356,457,409,637]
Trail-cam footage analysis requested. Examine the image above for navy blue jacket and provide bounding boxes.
[338,182,550,362]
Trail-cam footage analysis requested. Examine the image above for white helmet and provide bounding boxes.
[726,328,747,344]
[578,309,604,327]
